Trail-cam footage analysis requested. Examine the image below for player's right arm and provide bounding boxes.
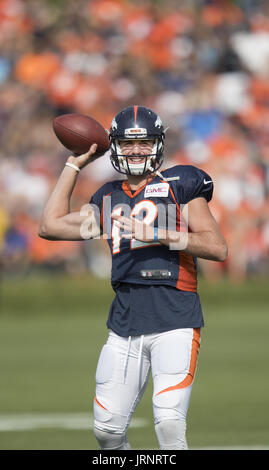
[39,144,101,241]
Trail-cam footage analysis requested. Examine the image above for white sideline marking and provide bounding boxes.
[1,415,268,450]
[0,413,147,432]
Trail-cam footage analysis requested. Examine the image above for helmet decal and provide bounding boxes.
[155,116,162,128]
[111,118,118,130]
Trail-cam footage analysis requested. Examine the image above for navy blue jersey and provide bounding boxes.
[90,165,213,293]
[106,283,204,337]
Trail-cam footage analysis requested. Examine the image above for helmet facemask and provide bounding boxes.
[110,136,164,176]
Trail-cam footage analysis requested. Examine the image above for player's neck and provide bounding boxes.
[126,173,154,190]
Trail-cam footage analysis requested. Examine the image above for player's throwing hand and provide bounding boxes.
[67,143,98,169]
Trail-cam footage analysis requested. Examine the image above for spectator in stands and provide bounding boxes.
[1,0,268,279]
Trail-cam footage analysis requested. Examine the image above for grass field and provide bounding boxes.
[0,274,269,450]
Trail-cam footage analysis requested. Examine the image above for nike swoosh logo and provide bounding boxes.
[204,179,212,184]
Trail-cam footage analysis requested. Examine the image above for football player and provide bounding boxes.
[39,106,228,450]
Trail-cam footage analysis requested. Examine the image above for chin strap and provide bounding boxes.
[151,168,180,182]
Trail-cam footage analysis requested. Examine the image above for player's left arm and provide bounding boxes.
[159,197,228,262]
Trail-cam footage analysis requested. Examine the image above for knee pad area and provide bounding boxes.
[94,427,130,450]
[153,380,193,424]
[155,419,188,450]
[94,397,129,434]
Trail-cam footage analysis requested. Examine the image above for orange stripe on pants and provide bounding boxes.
[155,328,201,396]
[94,396,108,411]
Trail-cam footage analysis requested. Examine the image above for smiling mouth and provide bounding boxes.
[128,156,147,164]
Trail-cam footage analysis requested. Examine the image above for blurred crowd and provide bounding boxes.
[1,0,269,281]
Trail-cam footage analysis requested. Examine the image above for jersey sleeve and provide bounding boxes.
[89,182,113,207]
[89,181,114,231]
[172,165,214,204]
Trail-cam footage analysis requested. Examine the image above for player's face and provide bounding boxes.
[119,139,154,165]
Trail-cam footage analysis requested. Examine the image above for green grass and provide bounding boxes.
[0,275,269,449]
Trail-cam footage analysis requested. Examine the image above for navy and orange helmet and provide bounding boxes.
[109,105,165,176]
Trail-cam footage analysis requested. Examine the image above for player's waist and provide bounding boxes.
[111,254,198,292]
[111,275,197,293]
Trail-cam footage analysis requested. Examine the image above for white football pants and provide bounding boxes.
[93,327,201,450]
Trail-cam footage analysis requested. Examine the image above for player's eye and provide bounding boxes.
[121,142,134,147]
[119,140,154,153]
[122,141,151,146]
[140,142,153,148]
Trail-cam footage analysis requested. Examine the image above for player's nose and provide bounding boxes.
[132,142,140,150]
[132,143,145,154]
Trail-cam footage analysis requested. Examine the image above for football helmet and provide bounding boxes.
[109,105,165,176]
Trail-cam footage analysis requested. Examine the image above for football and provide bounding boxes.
[53,113,110,157]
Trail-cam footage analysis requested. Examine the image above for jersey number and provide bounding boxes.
[111,200,160,254]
